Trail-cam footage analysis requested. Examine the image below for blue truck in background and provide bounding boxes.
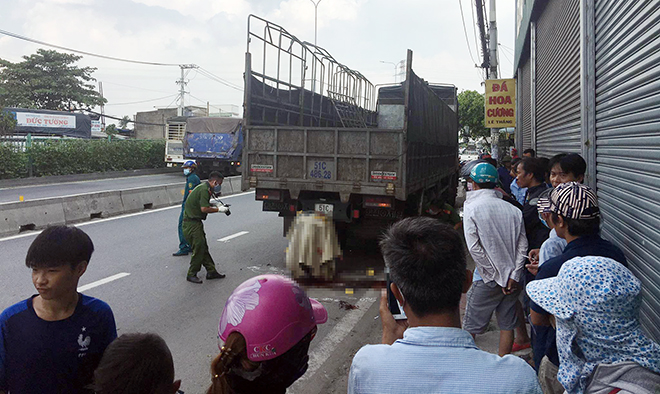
[183,117,243,178]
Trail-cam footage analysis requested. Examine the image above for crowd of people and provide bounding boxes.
[349,150,659,394]
[1,150,659,394]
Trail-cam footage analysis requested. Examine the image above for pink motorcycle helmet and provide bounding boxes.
[218,274,328,362]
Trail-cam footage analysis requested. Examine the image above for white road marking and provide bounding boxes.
[218,231,249,242]
[77,272,131,292]
[294,293,378,384]
[0,191,255,243]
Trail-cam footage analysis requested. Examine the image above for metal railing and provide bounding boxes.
[245,15,377,128]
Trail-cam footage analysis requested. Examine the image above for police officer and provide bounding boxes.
[173,160,202,256]
[183,171,228,283]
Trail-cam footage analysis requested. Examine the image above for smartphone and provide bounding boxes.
[385,267,407,320]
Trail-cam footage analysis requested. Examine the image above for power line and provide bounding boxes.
[0,29,180,67]
[458,0,479,67]
[499,42,515,52]
[101,81,173,94]
[104,94,179,106]
[82,109,167,126]
[470,0,481,64]
[188,94,228,112]
[197,67,243,91]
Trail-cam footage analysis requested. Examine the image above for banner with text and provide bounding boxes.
[16,112,77,129]
[485,79,516,127]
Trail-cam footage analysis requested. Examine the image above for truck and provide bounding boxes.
[183,117,243,177]
[164,117,187,167]
[241,16,459,282]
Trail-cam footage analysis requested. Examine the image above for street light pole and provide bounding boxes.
[380,61,397,82]
[310,0,322,47]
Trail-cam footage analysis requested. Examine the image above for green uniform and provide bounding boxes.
[424,202,462,226]
[177,173,201,253]
[182,182,219,277]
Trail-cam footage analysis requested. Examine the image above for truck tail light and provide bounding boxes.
[256,189,281,201]
[353,209,360,219]
[364,196,393,208]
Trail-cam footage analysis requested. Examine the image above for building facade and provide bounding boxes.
[134,106,207,140]
[514,0,660,340]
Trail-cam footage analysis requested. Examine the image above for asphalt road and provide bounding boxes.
[0,173,189,203]
[0,191,381,394]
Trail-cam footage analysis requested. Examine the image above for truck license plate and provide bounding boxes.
[315,203,334,215]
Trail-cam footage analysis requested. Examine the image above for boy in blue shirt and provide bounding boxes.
[0,226,117,394]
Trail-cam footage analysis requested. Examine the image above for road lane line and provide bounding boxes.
[0,191,255,243]
[294,293,378,384]
[77,272,131,292]
[218,231,249,242]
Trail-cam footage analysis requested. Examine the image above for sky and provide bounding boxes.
[0,0,517,127]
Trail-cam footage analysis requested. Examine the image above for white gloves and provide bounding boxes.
[217,205,229,213]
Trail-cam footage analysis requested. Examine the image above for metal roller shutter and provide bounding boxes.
[534,0,582,159]
[521,59,532,150]
[595,0,660,340]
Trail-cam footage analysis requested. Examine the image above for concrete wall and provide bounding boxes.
[134,107,209,140]
[0,177,246,237]
[134,109,175,140]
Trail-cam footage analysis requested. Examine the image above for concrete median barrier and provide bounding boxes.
[0,177,247,238]
[61,191,124,224]
[0,198,67,236]
[0,186,173,238]
[229,176,242,194]
[165,184,185,205]
[120,185,175,212]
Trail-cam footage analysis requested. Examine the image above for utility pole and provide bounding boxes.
[98,81,106,130]
[488,0,499,160]
[176,64,197,116]
[475,0,489,76]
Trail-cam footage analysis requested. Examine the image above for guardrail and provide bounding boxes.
[0,176,244,237]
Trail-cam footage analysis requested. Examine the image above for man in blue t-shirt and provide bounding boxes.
[0,226,117,394]
[529,182,626,394]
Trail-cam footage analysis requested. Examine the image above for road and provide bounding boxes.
[0,173,189,203]
[0,190,381,394]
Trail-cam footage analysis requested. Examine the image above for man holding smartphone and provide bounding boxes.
[347,217,540,394]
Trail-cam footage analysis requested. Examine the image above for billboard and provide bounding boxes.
[485,79,516,127]
[91,120,103,132]
[16,112,76,129]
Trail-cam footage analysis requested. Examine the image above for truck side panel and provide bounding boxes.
[244,127,405,201]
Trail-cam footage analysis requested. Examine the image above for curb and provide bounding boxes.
[0,167,180,189]
[0,176,246,238]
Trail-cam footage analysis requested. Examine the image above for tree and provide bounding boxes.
[458,90,488,141]
[0,108,17,135]
[118,116,131,129]
[105,124,118,135]
[0,49,106,111]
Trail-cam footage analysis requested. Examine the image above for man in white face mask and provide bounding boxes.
[173,161,201,256]
[182,171,227,283]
